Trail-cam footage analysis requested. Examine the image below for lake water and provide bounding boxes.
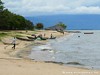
[26,14,100,30]
[29,30,100,69]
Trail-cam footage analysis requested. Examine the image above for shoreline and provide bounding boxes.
[0,30,100,75]
[14,30,70,59]
[23,32,97,71]
[15,40,48,59]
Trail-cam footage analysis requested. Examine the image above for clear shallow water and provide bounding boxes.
[29,30,100,69]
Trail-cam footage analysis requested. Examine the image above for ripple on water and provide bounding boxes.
[29,30,100,70]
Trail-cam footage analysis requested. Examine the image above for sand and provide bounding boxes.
[0,30,100,75]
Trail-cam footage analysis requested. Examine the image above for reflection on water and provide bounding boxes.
[29,30,100,69]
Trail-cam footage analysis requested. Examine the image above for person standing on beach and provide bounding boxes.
[12,37,16,49]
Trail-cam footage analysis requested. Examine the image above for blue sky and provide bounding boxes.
[2,0,100,16]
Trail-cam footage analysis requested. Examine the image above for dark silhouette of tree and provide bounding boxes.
[35,23,44,30]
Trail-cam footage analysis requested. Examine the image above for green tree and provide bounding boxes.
[0,0,4,11]
[56,22,67,29]
[35,23,44,30]
[25,20,34,30]
[0,0,34,30]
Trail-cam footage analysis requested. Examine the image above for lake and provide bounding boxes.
[29,30,100,69]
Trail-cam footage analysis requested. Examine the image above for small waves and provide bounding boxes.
[29,30,100,70]
[55,33,74,43]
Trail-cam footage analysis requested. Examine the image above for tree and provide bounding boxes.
[0,0,34,30]
[0,0,4,11]
[35,23,44,30]
[56,22,67,29]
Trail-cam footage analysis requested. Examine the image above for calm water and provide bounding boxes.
[26,14,100,30]
[29,30,100,69]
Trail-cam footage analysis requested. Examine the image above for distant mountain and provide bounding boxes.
[26,14,100,30]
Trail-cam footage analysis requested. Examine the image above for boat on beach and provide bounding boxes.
[27,36,36,40]
[16,37,35,41]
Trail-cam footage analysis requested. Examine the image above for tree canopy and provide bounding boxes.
[0,0,4,11]
[35,23,44,30]
[0,0,34,30]
[56,22,67,29]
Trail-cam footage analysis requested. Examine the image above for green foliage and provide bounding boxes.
[56,22,67,29]
[35,23,44,30]
[0,32,8,37]
[0,0,34,30]
[0,0,4,11]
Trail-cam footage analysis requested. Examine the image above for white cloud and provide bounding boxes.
[70,6,100,14]
[2,0,100,16]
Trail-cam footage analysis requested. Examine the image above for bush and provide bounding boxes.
[35,23,44,30]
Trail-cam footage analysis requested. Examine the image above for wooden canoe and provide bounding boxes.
[27,36,36,40]
[84,32,94,34]
[49,37,56,39]
[16,37,34,41]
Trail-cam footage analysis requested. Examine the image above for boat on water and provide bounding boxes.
[40,37,47,40]
[49,37,56,39]
[84,32,94,34]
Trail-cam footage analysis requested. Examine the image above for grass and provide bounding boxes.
[0,33,8,37]
[0,33,8,42]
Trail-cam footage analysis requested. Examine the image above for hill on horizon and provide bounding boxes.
[26,14,100,30]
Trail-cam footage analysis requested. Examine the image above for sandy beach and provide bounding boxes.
[0,30,100,75]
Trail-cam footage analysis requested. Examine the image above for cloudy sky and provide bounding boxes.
[2,0,100,16]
